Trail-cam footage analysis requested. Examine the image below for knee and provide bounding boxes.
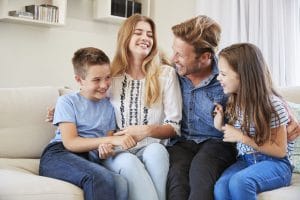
[228,173,254,193]
[143,143,169,161]
[114,153,144,173]
[214,179,227,200]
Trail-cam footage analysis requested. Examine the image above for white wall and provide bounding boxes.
[0,0,196,89]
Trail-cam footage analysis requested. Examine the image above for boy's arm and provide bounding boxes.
[59,122,136,153]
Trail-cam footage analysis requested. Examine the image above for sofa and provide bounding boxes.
[0,86,300,200]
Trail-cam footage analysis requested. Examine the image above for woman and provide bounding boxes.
[101,14,182,200]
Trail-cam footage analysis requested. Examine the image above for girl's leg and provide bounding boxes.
[39,142,120,200]
[103,152,159,200]
[229,159,292,200]
[214,159,247,200]
[140,143,169,200]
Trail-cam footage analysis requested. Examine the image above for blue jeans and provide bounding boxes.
[214,153,292,200]
[39,142,128,200]
[102,143,169,200]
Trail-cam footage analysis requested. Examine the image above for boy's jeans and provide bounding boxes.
[39,142,128,200]
[214,153,292,200]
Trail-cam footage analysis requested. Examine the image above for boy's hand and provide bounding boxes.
[213,103,224,131]
[45,106,55,122]
[98,143,114,159]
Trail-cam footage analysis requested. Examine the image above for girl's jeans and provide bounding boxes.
[214,153,292,200]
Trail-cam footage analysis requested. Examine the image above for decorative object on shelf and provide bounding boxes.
[8,10,33,19]
[93,0,150,24]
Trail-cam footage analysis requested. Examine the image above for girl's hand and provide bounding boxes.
[98,143,114,159]
[222,124,244,143]
[45,106,55,122]
[111,134,137,150]
[213,103,224,131]
[114,125,150,142]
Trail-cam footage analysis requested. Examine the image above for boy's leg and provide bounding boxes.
[103,152,159,200]
[188,139,237,200]
[229,159,292,200]
[167,141,197,200]
[39,142,117,200]
[140,143,169,200]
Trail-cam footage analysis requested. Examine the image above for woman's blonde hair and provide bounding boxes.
[111,14,161,107]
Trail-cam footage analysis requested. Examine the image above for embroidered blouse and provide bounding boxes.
[109,65,182,150]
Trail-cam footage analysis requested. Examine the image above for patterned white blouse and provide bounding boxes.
[109,65,182,150]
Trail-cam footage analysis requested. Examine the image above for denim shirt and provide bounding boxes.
[170,58,227,145]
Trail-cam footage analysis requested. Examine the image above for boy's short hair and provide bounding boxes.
[72,47,110,79]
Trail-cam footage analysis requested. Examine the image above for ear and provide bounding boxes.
[198,52,212,65]
[74,75,83,85]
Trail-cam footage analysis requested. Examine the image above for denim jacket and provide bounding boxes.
[170,58,227,145]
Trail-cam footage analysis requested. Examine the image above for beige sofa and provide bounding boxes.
[0,86,299,200]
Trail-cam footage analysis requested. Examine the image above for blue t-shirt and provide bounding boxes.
[51,91,116,143]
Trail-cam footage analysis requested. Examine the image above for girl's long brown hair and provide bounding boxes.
[111,14,160,107]
[219,43,279,145]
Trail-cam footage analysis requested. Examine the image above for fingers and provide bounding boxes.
[287,120,300,141]
[45,106,55,122]
[121,134,136,149]
[98,143,114,159]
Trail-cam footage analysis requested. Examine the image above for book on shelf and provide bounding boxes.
[25,4,59,23]
[8,10,34,19]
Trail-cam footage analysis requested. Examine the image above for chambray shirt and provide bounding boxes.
[170,57,227,145]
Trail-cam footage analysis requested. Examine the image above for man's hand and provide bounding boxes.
[287,116,300,141]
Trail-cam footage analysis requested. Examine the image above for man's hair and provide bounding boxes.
[172,15,221,57]
[72,47,110,78]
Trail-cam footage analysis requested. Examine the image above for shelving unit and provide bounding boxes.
[0,0,67,27]
[93,0,150,24]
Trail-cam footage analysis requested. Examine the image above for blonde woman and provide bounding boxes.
[100,14,182,200]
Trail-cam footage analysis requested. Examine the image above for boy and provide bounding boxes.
[39,47,136,200]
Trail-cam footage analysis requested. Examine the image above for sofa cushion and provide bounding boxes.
[0,87,58,158]
[0,168,83,200]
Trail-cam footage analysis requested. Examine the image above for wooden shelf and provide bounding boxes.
[93,0,150,24]
[0,0,67,27]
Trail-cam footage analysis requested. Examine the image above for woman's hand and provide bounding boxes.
[110,134,137,150]
[222,124,244,143]
[98,143,114,159]
[114,125,151,142]
[45,106,55,122]
[213,103,224,131]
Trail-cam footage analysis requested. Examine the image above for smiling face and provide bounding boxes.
[77,64,112,101]
[128,21,153,60]
[217,56,240,94]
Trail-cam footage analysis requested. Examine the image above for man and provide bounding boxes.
[167,15,300,200]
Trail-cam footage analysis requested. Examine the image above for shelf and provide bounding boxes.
[93,0,150,24]
[0,0,67,27]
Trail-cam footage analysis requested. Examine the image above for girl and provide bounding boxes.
[213,43,293,200]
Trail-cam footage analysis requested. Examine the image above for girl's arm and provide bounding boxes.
[213,103,224,131]
[222,124,287,158]
[242,125,287,158]
[60,122,136,153]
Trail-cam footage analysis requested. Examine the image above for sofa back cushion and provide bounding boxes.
[0,87,59,158]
